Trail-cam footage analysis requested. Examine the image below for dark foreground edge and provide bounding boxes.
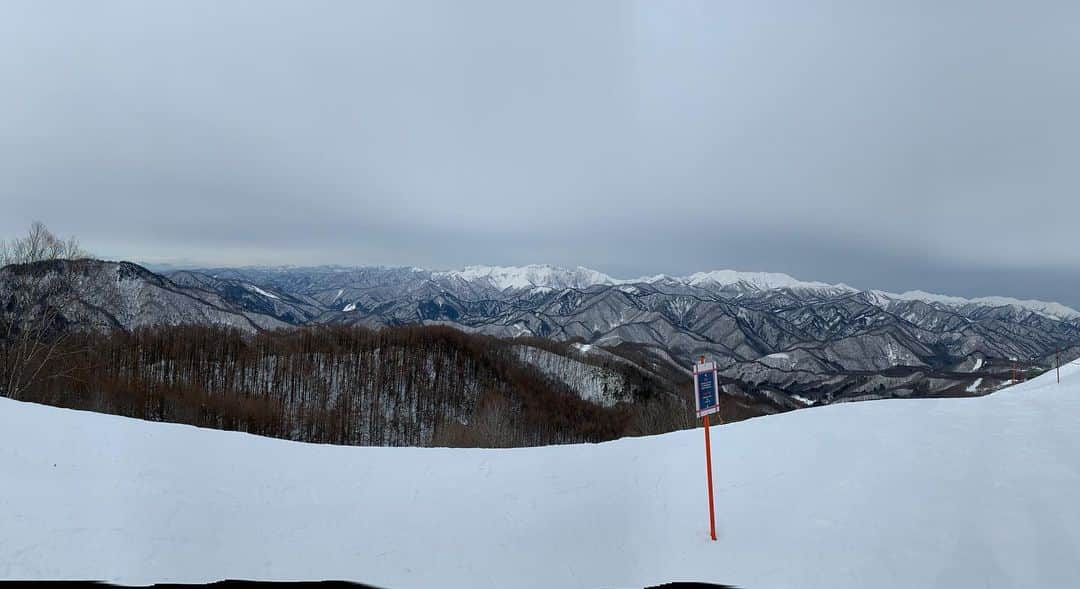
[646,583,739,589]
[0,582,384,589]
[3,581,739,589]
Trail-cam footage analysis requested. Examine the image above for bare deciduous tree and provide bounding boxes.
[0,221,86,266]
[0,222,89,399]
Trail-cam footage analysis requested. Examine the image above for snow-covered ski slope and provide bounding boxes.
[3,365,1080,588]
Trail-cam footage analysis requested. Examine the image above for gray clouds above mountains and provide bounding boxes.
[2,0,1078,306]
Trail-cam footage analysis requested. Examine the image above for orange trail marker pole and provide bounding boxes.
[695,355,717,542]
[1058,349,1061,384]
[704,413,716,542]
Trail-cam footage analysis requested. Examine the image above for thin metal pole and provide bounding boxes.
[1058,349,1061,384]
[704,413,716,541]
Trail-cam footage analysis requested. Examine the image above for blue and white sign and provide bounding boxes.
[693,361,720,417]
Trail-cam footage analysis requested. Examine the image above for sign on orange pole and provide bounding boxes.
[693,356,719,541]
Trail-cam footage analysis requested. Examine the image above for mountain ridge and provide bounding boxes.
[167,262,1079,320]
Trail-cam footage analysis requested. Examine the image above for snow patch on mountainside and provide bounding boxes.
[513,345,628,406]
[245,284,280,300]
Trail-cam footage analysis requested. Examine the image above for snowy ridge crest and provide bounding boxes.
[434,264,619,291]
[680,269,853,292]
[434,264,1079,320]
[876,290,1080,321]
[436,264,854,293]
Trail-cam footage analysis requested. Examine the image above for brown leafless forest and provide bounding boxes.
[8,323,700,447]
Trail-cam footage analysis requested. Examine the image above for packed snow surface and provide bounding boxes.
[3,366,1080,587]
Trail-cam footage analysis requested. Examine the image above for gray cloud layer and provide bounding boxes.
[2,1,1078,306]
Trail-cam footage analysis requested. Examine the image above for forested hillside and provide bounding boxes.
[10,324,741,447]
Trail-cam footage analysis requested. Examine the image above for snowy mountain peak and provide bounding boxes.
[678,269,853,292]
[435,264,618,291]
[434,264,858,293]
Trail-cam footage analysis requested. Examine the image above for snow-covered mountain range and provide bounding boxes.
[164,262,1080,401]
[293,263,1078,321]
[8,259,1080,405]
[432,264,1080,320]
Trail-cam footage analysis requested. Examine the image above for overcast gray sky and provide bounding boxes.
[2,1,1078,306]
